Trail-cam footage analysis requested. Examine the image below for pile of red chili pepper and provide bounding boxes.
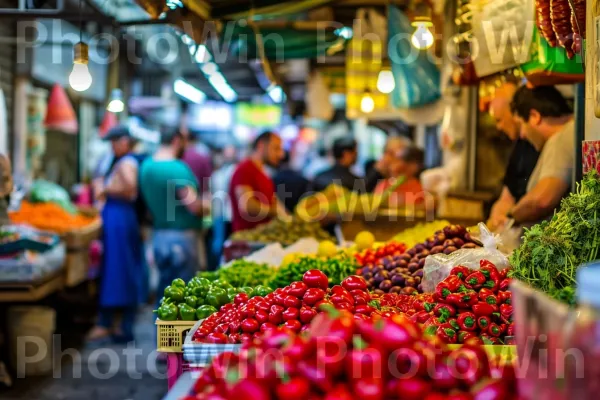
[354,241,407,266]
[409,260,513,344]
[184,302,517,400]
[193,272,385,344]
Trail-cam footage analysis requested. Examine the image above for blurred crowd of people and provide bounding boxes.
[88,125,426,343]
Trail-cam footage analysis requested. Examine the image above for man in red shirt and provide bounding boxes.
[229,131,289,232]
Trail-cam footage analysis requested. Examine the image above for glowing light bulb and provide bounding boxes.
[377,69,395,93]
[411,21,434,50]
[360,93,375,113]
[106,89,124,113]
[69,63,92,92]
[69,42,92,92]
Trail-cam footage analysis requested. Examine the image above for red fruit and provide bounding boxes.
[204,332,227,344]
[255,309,269,324]
[325,384,354,400]
[228,378,271,400]
[234,293,249,305]
[303,288,326,306]
[241,318,259,333]
[470,379,509,400]
[342,275,369,291]
[288,281,308,298]
[259,322,277,333]
[352,378,384,400]
[432,360,459,391]
[284,319,302,332]
[396,377,431,400]
[275,377,310,400]
[283,295,302,308]
[283,307,300,321]
[303,270,329,290]
[299,307,317,324]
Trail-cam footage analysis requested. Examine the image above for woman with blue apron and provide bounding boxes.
[87,126,146,343]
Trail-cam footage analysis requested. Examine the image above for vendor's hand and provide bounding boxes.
[487,214,507,232]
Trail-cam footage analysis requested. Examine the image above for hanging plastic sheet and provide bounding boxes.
[387,6,441,108]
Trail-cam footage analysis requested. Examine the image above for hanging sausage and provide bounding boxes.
[570,0,586,54]
[551,0,575,58]
[536,0,557,46]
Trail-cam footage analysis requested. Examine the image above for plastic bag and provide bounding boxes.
[421,223,510,293]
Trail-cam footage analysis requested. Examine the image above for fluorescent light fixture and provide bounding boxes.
[174,79,205,104]
[268,86,284,103]
[201,62,218,76]
[208,73,237,102]
[195,44,212,63]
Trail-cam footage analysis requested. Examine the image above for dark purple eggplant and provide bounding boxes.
[405,277,416,287]
[390,286,402,294]
[367,278,376,287]
[379,280,392,291]
[385,263,397,272]
[414,244,425,253]
[418,258,426,268]
[407,263,420,273]
[443,239,455,248]
[414,276,421,284]
[361,266,372,275]
[372,266,382,275]
[397,259,408,269]
[412,269,424,278]
[391,274,406,286]
[391,268,404,275]
[435,233,446,245]
[402,287,418,295]
[373,289,384,295]
[464,232,472,242]
[407,248,417,257]
[373,271,389,284]
[417,284,423,292]
[462,242,477,249]
[362,272,373,280]
[453,238,465,248]
[417,249,430,259]
[455,225,467,236]
[400,254,412,262]
[443,246,458,255]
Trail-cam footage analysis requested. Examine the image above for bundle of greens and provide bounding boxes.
[269,253,358,289]
[510,171,600,305]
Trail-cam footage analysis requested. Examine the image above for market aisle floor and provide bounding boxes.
[2,308,168,400]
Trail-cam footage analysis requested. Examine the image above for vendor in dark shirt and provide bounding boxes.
[312,137,360,192]
[487,82,539,230]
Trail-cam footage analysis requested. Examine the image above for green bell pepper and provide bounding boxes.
[213,279,232,289]
[254,285,272,297]
[178,303,197,321]
[206,287,229,309]
[196,304,218,319]
[164,286,185,303]
[227,287,241,302]
[156,303,178,321]
[240,287,254,297]
[185,295,198,308]
[171,278,186,289]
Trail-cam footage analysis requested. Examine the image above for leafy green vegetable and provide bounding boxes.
[197,260,275,288]
[510,171,600,304]
[269,253,358,288]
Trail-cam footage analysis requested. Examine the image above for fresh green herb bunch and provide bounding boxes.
[510,171,600,304]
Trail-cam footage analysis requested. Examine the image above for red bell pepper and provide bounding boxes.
[465,271,486,289]
[457,312,477,331]
[479,262,500,283]
[478,288,498,305]
[488,323,504,337]
[500,303,513,320]
[477,316,491,332]
[499,267,510,279]
[499,278,511,291]
[497,291,511,305]
[450,265,471,280]
[434,303,456,319]
[472,302,495,317]
[447,318,460,331]
[506,324,515,337]
[424,302,435,313]
[413,310,432,324]
[457,330,476,344]
[482,279,499,292]
[444,275,463,292]
[302,270,329,290]
[435,281,452,300]
[436,323,457,344]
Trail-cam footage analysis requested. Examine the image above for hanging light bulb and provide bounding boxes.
[69,42,92,92]
[377,68,395,94]
[360,92,375,113]
[107,88,124,113]
[411,17,434,50]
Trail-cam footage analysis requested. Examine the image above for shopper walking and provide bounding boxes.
[88,126,146,344]
[140,127,210,309]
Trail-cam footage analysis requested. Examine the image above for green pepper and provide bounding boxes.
[164,286,185,303]
[185,295,198,308]
[178,303,196,321]
[227,287,241,301]
[206,287,229,308]
[187,277,200,288]
[156,303,178,321]
[196,304,218,319]
[254,285,272,297]
[213,279,232,289]
[171,278,186,289]
[240,287,254,297]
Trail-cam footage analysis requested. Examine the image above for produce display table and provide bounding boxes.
[163,372,196,400]
[0,269,64,302]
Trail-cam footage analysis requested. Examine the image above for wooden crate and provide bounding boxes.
[65,249,89,287]
[62,219,102,250]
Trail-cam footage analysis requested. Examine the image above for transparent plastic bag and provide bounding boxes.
[421,223,510,293]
